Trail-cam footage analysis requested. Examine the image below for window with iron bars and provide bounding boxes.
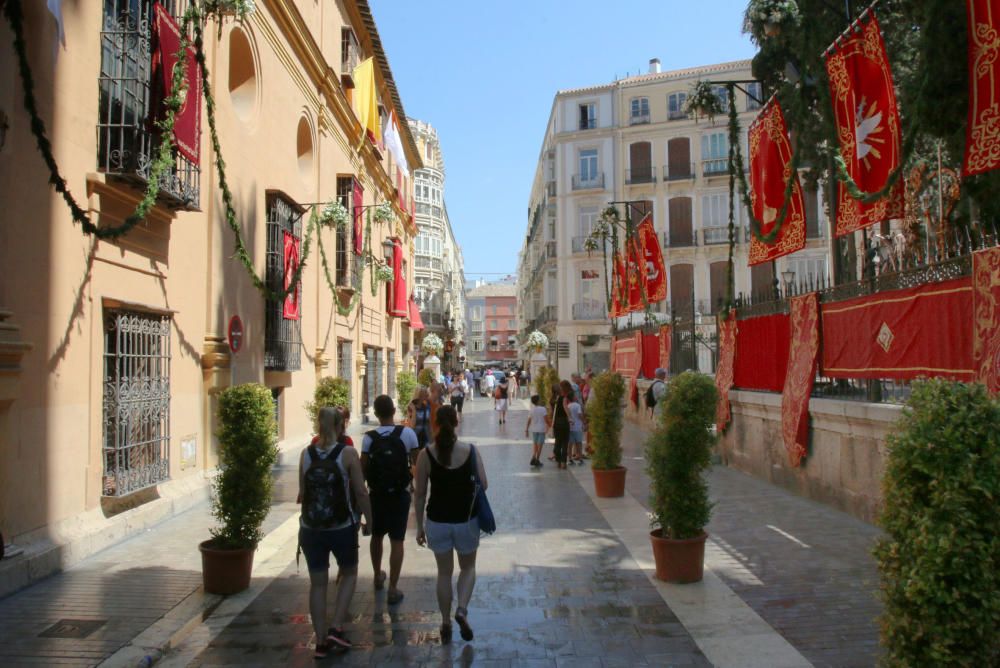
[102,309,172,497]
[337,339,353,408]
[265,194,303,371]
[387,350,396,401]
[335,177,355,287]
[98,0,200,208]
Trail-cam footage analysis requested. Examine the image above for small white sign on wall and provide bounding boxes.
[180,435,197,470]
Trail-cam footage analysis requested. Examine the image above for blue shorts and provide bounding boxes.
[299,524,359,572]
[569,430,584,444]
[531,432,546,446]
[371,491,411,541]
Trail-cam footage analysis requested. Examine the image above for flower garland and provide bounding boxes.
[320,200,350,229]
[317,221,362,317]
[373,201,393,224]
[743,0,801,44]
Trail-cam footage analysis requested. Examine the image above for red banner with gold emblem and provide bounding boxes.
[748,99,806,266]
[151,3,201,165]
[715,311,737,433]
[824,12,905,236]
[626,236,644,313]
[973,246,1000,391]
[964,0,1000,176]
[610,252,627,318]
[637,214,667,303]
[782,293,819,467]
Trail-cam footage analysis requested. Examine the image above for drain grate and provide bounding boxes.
[39,619,106,639]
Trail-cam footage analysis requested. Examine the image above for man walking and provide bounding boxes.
[464,368,475,402]
[361,395,420,605]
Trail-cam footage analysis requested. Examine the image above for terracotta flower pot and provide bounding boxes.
[199,539,255,595]
[592,466,627,498]
[649,529,707,583]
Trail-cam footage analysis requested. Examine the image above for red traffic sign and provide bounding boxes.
[228,315,244,354]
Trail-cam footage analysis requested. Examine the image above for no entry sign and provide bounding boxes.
[228,315,244,354]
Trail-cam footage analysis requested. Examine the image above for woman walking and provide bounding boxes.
[495,379,509,425]
[407,387,433,450]
[413,406,487,644]
[551,381,572,469]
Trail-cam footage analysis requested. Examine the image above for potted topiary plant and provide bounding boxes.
[305,376,350,430]
[874,379,1000,666]
[396,370,417,407]
[199,383,279,594]
[586,371,627,497]
[417,367,436,388]
[646,371,717,583]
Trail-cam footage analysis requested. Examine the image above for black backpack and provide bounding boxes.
[645,380,664,409]
[301,443,351,529]
[365,426,412,495]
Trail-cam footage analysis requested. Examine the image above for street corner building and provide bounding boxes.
[0,0,423,594]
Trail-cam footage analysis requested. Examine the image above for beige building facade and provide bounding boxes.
[0,0,421,582]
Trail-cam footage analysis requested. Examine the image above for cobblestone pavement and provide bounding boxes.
[172,398,713,667]
[621,418,883,668]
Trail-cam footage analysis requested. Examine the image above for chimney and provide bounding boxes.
[649,58,661,74]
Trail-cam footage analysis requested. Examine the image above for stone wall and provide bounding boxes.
[627,380,901,524]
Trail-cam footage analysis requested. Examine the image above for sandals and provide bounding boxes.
[326,627,352,650]
[387,589,405,605]
[374,570,387,591]
[440,623,452,645]
[454,607,474,641]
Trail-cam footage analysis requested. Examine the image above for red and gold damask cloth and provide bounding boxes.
[282,231,301,320]
[973,246,1000,391]
[352,179,365,256]
[626,236,644,313]
[659,324,672,373]
[824,12,905,236]
[611,331,643,407]
[715,312,737,433]
[388,239,408,318]
[747,99,806,266]
[821,278,974,381]
[964,0,1000,176]
[734,313,791,392]
[782,293,819,468]
[610,252,627,318]
[637,215,667,303]
[151,3,201,165]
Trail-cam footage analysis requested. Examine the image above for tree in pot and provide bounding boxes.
[305,376,350,431]
[646,371,717,583]
[586,371,627,498]
[396,370,417,407]
[200,383,279,594]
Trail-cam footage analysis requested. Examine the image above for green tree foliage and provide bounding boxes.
[646,372,717,539]
[417,367,436,388]
[585,371,626,471]
[305,376,350,432]
[874,380,1000,666]
[396,371,418,407]
[535,366,561,412]
[212,383,279,549]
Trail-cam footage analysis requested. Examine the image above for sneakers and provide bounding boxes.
[529,458,543,468]
[327,627,352,651]
[314,642,330,659]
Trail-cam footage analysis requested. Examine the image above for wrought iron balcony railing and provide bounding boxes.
[703,227,731,245]
[625,167,657,185]
[664,163,695,181]
[663,231,697,248]
[702,159,729,176]
[572,302,606,320]
[572,173,605,191]
[630,113,651,125]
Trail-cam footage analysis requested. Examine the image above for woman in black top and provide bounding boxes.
[551,380,572,469]
[414,406,488,644]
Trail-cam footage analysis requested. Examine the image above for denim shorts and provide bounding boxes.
[569,430,584,444]
[425,518,480,556]
[371,491,411,541]
[299,524,359,572]
[531,432,546,446]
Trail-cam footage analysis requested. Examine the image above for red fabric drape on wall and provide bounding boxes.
[659,324,672,373]
[388,240,407,317]
[352,179,364,255]
[151,3,201,164]
[821,278,974,381]
[282,231,301,320]
[641,333,660,379]
[408,297,424,330]
[715,312,737,433]
[613,332,643,407]
[782,293,819,467]
[973,246,1000,391]
[733,313,791,392]
[964,0,1000,176]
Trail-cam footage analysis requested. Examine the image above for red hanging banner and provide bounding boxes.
[782,293,819,467]
[964,0,1000,176]
[973,246,1000,392]
[637,214,667,303]
[352,179,364,256]
[734,313,791,392]
[151,3,201,165]
[610,252,627,318]
[824,12,905,236]
[626,236,644,313]
[715,311,737,433]
[388,240,408,317]
[659,324,672,373]
[282,231,301,320]
[747,99,806,266]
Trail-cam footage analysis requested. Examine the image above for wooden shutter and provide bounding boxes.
[629,141,652,181]
[709,261,728,314]
[804,185,820,238]
[750,262,774,299]
[667,138,691,179]
[670,264,694,314]
[668,197,693,246]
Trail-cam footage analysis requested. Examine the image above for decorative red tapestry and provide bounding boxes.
[637,215,667,304]
[151,3,201,165]
[715,312,737,433]
[626,236,644,313]
[659,324,672,373]
[610,252,626,318]
[352,179,364,255]
[282,231,301,320]
[388,239,407,317]
[642,333,660,379]
[782,293,819,468]
[824,11,905,236]
[964,0,1000,176]
[747,99,806,266]
[973,246,1000,392]
[734,313,791,392]
[612,332,643,407]
[821,278,974,381]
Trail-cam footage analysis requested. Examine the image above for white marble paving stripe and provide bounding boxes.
[571,465,813,668]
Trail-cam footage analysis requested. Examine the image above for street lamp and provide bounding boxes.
[781,269,796,297]
[382,237,395,262]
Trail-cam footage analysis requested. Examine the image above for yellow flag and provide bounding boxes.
[352,57,380,142]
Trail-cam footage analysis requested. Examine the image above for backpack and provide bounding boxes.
[645,380,664,410]
[301,443,351,529]
[365,426,412,495]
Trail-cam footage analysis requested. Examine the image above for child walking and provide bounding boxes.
[524,395,548,468]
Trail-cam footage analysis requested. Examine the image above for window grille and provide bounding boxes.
[374,349,384,398]
[102,309,172,497]
[335,177,354,286]
[337,340,353,408]
[387,351,396,401]
[98,0,199,207]
[265,194,302,370]
[364,347,376,413]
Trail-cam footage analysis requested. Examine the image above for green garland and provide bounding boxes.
[724,86,738,315]
[317,220,362,317]
[3,0,190,240]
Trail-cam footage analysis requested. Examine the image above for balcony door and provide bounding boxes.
[667,138,691,179]
[668,197,693,246]
[579,149,598,183]
[750,262,774,299]
[670,263,694,314]
[709,261,729,314]
[629,141,652,183]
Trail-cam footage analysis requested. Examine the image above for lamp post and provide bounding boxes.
[781,269,796,298]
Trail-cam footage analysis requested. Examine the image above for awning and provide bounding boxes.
[408,297,425,330]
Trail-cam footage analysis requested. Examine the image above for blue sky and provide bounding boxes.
[370,1,757,283]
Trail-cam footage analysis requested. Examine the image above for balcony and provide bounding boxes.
[530,305,558,330]
[546,182,556,197]
[663,231,697,248]
[625,167,657,185]
[703,159,729,176]
[571,235,609,253]
[664,163,695,181]
[703,227,730,245]
[629,113,651,125]
[669,109,690,121]
[415,256,443,270]
[341,30,360,88]
[572,301,606,320]
[545,240,557,259]
[579,118,597,131]
[572,173,605,191]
